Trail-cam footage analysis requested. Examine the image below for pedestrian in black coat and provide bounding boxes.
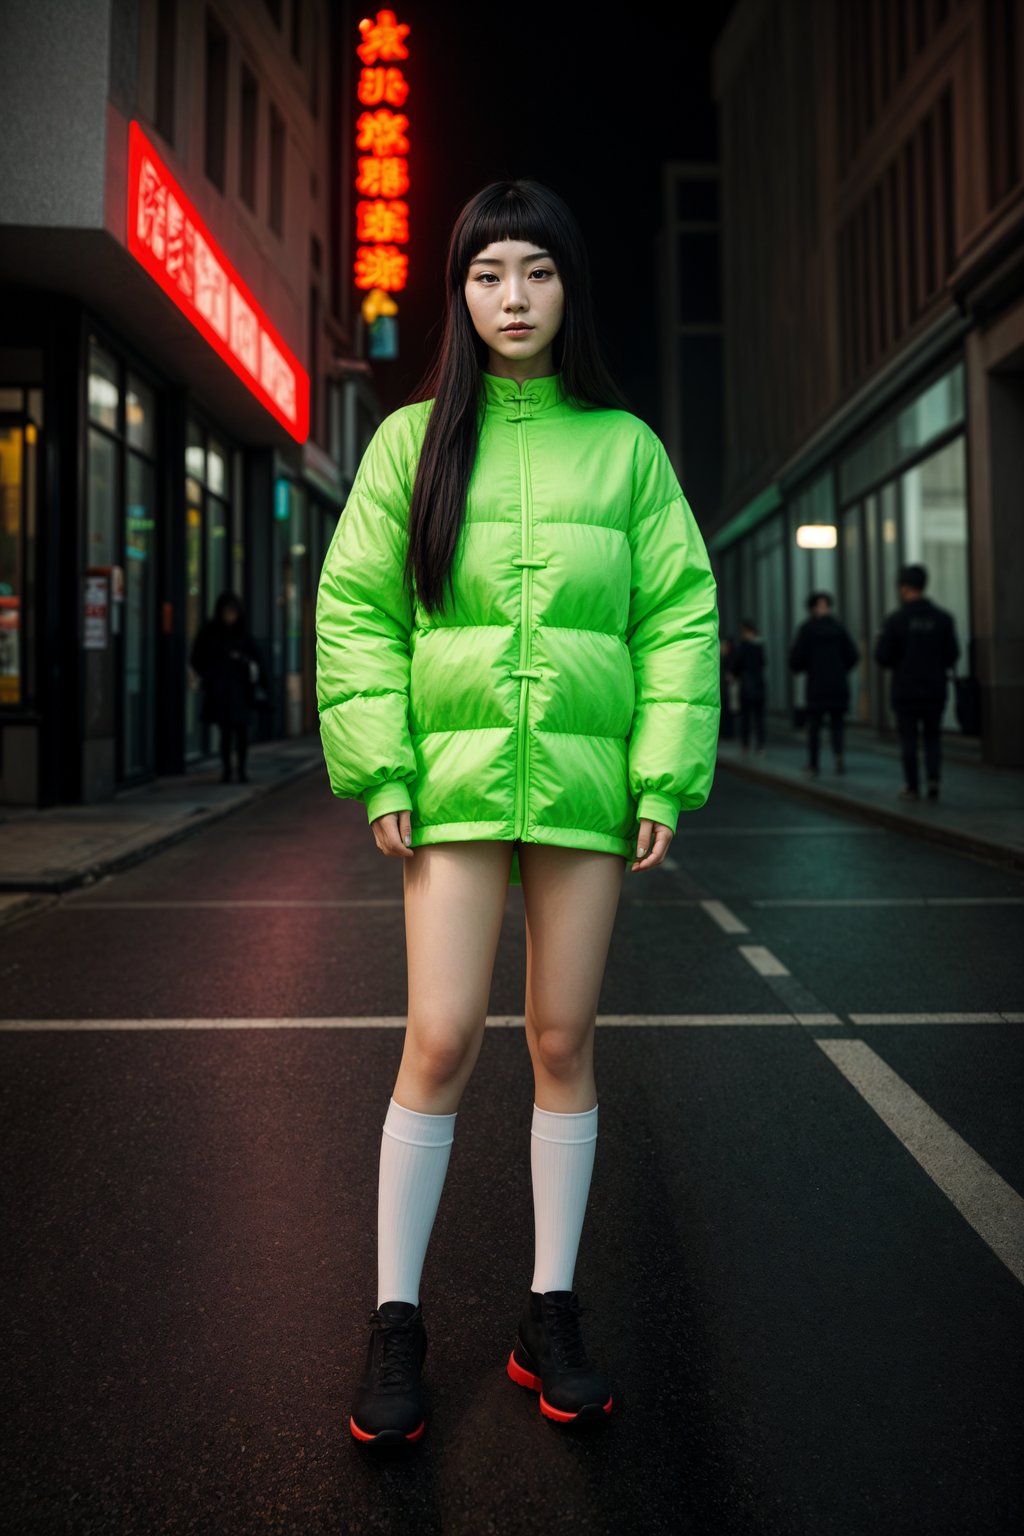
[874,563,960,801]
[189,591,268,783]
[789,592,859,775]
[732,619,767,753]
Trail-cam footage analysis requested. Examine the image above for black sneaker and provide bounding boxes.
[507,1290,612,1424]
[349,1301,427,1444]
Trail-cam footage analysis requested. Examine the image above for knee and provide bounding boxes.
[405,1017,478,1090]
[530,1020,591,1080]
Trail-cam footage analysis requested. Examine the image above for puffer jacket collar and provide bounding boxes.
[480,369,569,420]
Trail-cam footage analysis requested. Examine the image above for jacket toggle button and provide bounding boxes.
[512,557,547,568]
[510,668,542,680]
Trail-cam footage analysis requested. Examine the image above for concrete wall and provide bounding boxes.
[0,0,113,228]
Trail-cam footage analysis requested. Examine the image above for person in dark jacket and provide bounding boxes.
[789,592,859,775]
[875,563,960,801]
[732,619,767,753]
[189,591,268,783]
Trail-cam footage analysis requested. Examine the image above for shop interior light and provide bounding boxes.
[796,524,838,549]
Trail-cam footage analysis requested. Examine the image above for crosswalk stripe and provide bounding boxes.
[817,1038,1024,1286]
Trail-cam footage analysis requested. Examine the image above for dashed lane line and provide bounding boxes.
[753,897,1024,909]
[0,1014,803,1031]
[818,1038,1024,1287]
[739,944,790,977]
[850,1012,1024,1025]
[700,899,750,934]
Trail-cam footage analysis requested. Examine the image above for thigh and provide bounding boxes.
[403,840,515,1032]
[518,844,627,1034]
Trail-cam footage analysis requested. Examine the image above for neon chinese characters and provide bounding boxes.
[126,122,309,442]
[354,10,411,297]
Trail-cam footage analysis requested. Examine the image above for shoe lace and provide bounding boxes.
[543,1294,590,1370]
[368,1309,420,1389]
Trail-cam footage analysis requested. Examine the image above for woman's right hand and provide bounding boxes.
[371,809,414,858]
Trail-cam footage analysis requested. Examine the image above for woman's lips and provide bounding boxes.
[501,325,533,334]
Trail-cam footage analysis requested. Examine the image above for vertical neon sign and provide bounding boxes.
[354,9,409,354]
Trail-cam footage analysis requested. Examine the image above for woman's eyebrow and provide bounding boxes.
[469,251,554,266]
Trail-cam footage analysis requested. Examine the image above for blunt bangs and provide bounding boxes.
[451,183,576,288]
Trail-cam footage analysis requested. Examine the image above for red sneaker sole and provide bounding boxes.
[506,1351,613,1421]
[349,1414,425,1444]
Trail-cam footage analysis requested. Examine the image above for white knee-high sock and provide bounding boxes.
[377,1097,457,1308]
[530,1103,599,1294]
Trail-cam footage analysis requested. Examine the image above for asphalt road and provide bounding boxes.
[1,769,1022,1535]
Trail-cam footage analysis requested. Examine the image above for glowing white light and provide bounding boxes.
[796,524,838,549]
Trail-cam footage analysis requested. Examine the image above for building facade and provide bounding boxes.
[711,0,1023,763]
[0,0,381,806]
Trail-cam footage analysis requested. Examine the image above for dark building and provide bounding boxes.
[711,0,1024,764]
[0,0,381,806]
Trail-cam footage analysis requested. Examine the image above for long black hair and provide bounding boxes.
[403,180,628,616]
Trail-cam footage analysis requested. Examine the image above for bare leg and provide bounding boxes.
[518,844,627,1111]
[393,840,515,1114]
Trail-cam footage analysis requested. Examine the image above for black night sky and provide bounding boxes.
[362,2,737,433]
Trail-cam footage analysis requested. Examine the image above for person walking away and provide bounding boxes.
[874,563,960,801]
[789,592,858,775]
[189,591,268,783]
[732,619,766,754]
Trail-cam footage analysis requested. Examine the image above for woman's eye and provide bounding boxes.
[475,273,498,284]
[530,268,553,279]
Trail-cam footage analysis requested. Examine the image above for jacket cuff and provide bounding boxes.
[636,791,680,833]
[362,781,413,825]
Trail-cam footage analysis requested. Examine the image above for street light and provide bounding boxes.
[796,524,838,549]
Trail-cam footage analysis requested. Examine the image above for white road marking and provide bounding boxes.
[0,1013,804,1032]
[60,898,405,909]
[817,1038,1024,1287]
[683,826,882,837]
[753,898,1024,909]
[850,1013,1023,1026]
[700,899,750,934]
[659,854,681,871]
[739,945,790,977]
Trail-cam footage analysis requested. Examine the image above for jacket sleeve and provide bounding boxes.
[315,416,418,825]
[625,430,720,832]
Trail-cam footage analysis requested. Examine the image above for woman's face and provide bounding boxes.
[464,239,565,378]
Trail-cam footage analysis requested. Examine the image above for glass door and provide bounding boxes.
[0,421,26,708]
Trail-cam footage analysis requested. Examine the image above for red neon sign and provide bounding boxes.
[354,11,410,295]
[126,121,309,443]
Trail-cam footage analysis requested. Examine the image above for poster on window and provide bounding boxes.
[84,573,109,650]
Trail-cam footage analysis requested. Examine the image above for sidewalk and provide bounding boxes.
[717,724,1024,869]
[0,734,325,924]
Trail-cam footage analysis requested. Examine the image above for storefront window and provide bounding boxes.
[840,362,964,504]
[87,427,118,567]
[0,426,24,706]
[901,436,969,728]
[841,505,868,723]
[126,375,155,455]
[125,454,156,776]
[184,418,239,762]
[753,515,787,712]
[88,341,120,433]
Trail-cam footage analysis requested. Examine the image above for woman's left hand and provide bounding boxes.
[632,819,673,872]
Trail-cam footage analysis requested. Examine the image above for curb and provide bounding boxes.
[0,754,323,916]
[717,755,1023,870]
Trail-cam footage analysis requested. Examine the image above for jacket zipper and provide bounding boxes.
[513,405,534,841]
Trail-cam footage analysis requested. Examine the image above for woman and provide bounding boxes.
[315,181,720,1445]
[189,591,266,783]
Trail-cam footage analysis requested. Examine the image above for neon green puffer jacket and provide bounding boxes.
[316,370,720,884]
